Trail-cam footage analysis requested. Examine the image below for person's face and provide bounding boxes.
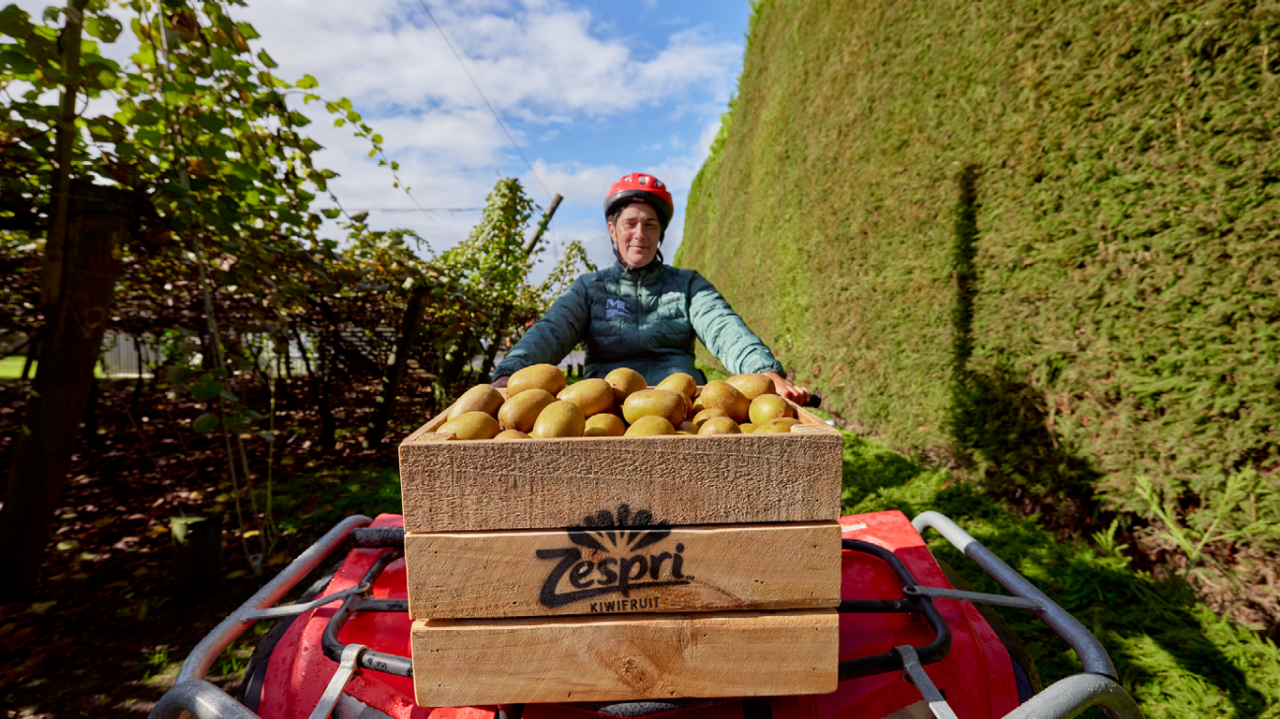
[608,202,661,268]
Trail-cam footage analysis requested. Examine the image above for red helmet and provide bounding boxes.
[604,173,674,229]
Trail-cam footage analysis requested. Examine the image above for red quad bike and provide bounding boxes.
[150,510,1143,719]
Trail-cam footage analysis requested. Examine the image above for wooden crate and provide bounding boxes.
[399,395,843,533]
[401,388,844,704]
[405,522,842,619]
[410,609,839,707]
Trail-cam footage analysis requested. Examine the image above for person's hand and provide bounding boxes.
[762,370,810,406]
[492,376,509,389]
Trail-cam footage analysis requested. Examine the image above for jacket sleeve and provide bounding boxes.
[491,275,590,379]
[687,272,785,377]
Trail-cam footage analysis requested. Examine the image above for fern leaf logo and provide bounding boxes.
[567,503,671,554]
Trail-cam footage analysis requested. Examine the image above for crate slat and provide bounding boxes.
[399,397,842,533]
[405,522,841,619]
[410,609,839,706]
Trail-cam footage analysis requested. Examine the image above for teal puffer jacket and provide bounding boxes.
[492,262,784,386]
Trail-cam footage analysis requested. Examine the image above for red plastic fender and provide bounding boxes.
[252,511,1021,719]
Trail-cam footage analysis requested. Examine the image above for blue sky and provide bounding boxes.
[231,0,755,276]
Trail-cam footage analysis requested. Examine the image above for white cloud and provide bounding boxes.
[238,0,739,121]
[526,160,623,207]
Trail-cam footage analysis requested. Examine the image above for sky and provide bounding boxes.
[225,0,755,278]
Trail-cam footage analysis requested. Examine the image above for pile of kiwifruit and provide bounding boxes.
[434,364,802,440]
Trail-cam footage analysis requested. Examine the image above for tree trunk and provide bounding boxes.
[81,378,104,451]
[20,331,38,381]
[280,333,295,407]
[365,286,430,446]
[479,330,504,381]
[0,181,131,600]
[291,323,315,405]
[40,0,90,310]
[133,336,146,402]
[318,326,337,450]
[479,193,562,379]
[170,514,223,604]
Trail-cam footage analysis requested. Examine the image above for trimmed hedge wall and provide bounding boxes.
[679,0,1280,545]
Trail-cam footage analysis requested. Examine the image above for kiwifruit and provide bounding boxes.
[696,380,750,423]
[656,372,697,401]
[675,421,698,435]
[494,429,531,440]
[622,389,688,426]
[625,415,675,436]
[739,423,756,434]
[727,373,776,401]
[754,417,801,434]
[605,367,647,404]
[497,388,555,433]
[691,408,730,429]
[530,400,586,438]
[697,417,741,435]
[557,378,614,417]
[448,384,504,420]
[749,394,796,425]
[584,413,626,437]
[437,411,501,440]
[508,363,567,397]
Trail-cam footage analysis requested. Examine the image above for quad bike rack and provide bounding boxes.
[150,512,1143,719]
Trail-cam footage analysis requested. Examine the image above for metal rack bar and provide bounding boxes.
[177,515,373,685]
[911,511,1117,679]
[911,511,1142,719]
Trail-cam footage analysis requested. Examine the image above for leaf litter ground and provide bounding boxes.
[0,378,411,718]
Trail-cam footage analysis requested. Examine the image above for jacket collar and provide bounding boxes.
[612,260,665,283]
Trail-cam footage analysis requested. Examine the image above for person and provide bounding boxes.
[491,173,811,405]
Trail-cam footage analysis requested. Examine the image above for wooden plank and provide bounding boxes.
[410,609,839,706]
[399,395,842,533]
[405,522,841,619]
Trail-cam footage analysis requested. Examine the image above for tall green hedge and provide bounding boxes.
[679,0,1280,550]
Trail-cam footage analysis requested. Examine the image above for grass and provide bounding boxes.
[271,466,404,535]
[0,356,109,379]
[839,429,1280,718]
[0,355,33,378]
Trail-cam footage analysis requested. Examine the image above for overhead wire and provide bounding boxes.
[373,207,483,213]
[414,0,554,203]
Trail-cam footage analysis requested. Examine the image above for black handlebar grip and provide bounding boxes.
[804,393,822,409]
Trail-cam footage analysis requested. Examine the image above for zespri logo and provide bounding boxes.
[537,504,691,612]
